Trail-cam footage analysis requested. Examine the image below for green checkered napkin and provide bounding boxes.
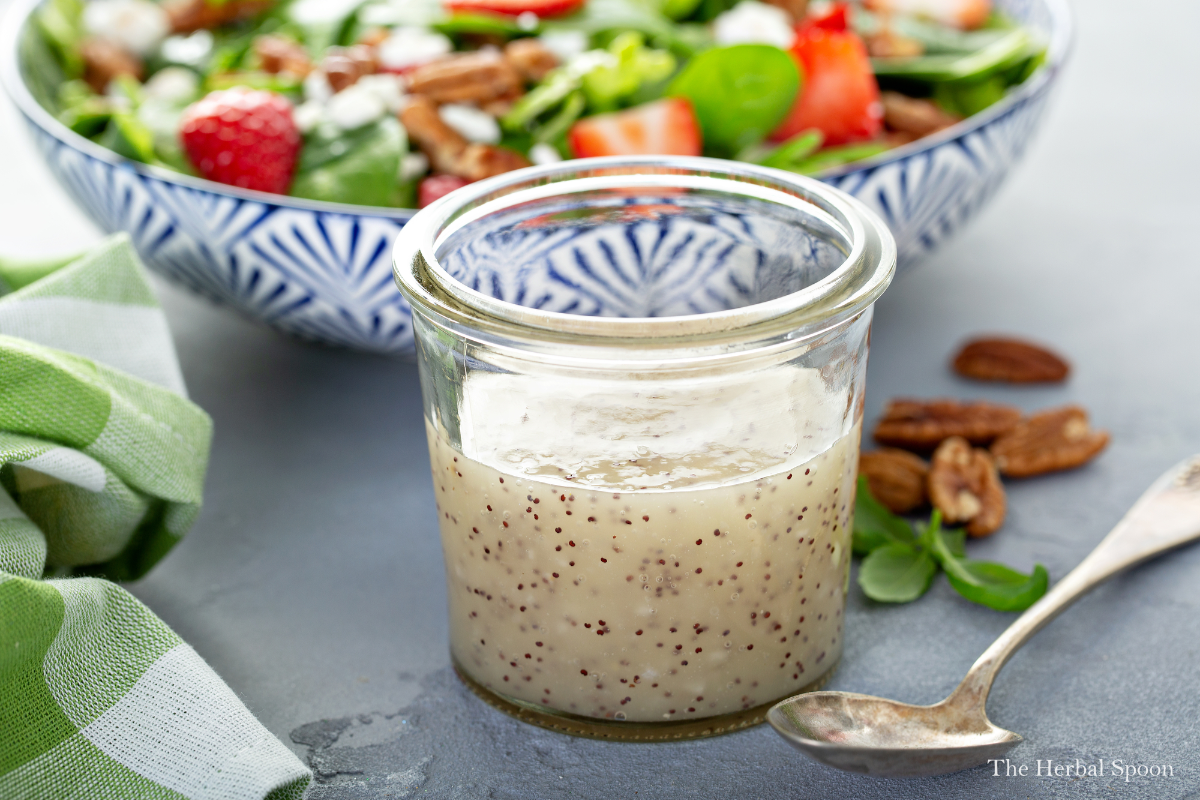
[0,235,311,799]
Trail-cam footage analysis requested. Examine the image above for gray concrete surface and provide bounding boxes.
[2,0,1199,796]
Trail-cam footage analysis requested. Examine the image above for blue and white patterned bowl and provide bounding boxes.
[1,0,1070,355]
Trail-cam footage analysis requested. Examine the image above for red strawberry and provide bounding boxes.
[419,174,472,208]
[180,87,301,195]
[568,98,702,158]
[444,0,584,17]
[771,27,882,146]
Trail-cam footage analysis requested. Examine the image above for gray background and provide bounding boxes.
[2,0,1198,795]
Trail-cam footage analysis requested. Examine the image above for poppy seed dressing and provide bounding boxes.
[426,368,859,722]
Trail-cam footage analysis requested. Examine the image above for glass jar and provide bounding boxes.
[393,157,895,740]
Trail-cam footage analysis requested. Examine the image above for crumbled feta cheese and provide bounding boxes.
[160,29,212,66]
[713,1,796,49]
[356,73,407,113]
[529,143,562,166]
[516,11,539,31]
[377,27,454,71]
[399,152,430,182]
[304,70,334,104]
[538,30,589,63]
[141,66,198,104]
[327,84,387,130]
[438,103,501,144]
[83,0,169,57]
[292,100,326,133]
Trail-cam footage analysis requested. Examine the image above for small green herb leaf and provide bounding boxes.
[858,543,938,603]
[852,475,915,555]
[943,559,1049,612]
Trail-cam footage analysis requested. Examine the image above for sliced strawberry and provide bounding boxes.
[180,87,300,195]
[419,174,472,208]
[568,98,702,159]
[771,27,882,146]
[443,0,584,17]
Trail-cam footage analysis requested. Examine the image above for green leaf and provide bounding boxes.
[98,111,158,164]
[852,475,915,556]
[943,559,1049,612]
[432,12,524,38]
[925,515,1049,611]
[291,118,405,206]
[858,543,938,603]
[667,44,799,155]
[870,27,1032,84]
[787,141,890,175]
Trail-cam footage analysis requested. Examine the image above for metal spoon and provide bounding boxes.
[768,455,1200,778]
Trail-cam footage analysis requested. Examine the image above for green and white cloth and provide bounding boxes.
[0,236,312,799]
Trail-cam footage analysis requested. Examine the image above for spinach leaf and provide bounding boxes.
[99,111,158,164]
[291,118,405,206]
[870,27,1032,84]
[667,44,799,155]
[852,475,915,556]
[858,543,938,603]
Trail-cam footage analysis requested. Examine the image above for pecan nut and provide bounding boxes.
[400,96,530,181]
[504,38,560,83]
[928,437,1006,537]
[406,51,524,105]
[253,34,313,78]
[990,406,1110,478]
[866,33,925,59]
[859,449,929,514]
[321,45,378,93]
[952,337,1070,383]
[165,0,272,33]
[80,37,143,93]
[881,91,959,137]
[874,399,1022,451]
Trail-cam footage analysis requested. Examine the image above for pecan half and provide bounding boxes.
[881,91,960,137]
[990,406,1110,478]
[165,0,272,33]
[874,399,1022,450]
[865,31,924,58]
[504,38,559,83]
[763,0,808,20]
[928,437,1006,537]
[80,37,143,93]
[254,34,313,78]
[400,96,530,181]
[322,45,378,93]
[406,51,524,105]
[859,449,929,514]
[952,337,1070,383]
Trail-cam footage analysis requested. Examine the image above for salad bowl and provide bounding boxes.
[1,0,1070,355]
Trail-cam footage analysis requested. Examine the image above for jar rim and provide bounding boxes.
[393,156,896,347]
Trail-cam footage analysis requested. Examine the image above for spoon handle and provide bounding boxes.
[949,455,1200,713]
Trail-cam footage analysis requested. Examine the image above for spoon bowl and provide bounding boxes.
[768,692,1020,777]
[769,455,1200,778]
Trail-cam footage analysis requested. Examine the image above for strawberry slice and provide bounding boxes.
[443,0,584,17]
[180,87,301,195]
[771,27,882,146]
[419,174,472,208]
[568,98,703,159]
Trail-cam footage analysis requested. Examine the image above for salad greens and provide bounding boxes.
[667,43,798,155]
[854,476,1049,611]
[25,0,1047,207]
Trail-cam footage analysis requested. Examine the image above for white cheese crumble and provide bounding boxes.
[529,143,562,165]
[712,1,796,49]
[303,70,334,104]
[377,27,454,70]
[356,74,407,113]
[399,151,430,182]
[141,66,198,104]
[160,29,212,65]
[292,100,326,133]
[538,30,589,63]
[83,0,169,57]
[327,83,387,130]
[439,103,501,144]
